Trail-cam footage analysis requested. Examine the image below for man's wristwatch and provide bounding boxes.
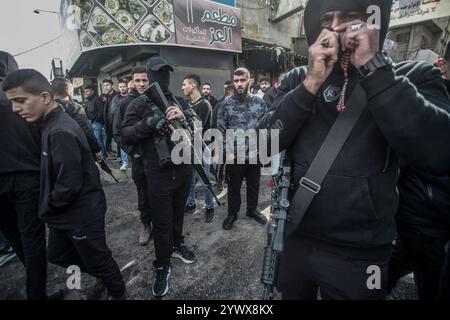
[359,52,394,78]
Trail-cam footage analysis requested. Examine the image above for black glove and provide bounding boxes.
[145,116,169,135]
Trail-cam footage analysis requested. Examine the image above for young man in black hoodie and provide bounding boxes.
[258,0,450,300]
[122,56,196,297]
[3,69,126,300]
[0,52,47,300]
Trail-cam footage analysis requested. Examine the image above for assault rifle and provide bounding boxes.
[261,151,291,300]
[144,83,222,206]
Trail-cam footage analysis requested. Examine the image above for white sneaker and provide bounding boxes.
[120,164,129,171]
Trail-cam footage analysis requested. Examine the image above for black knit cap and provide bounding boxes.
[320,0,364,16]
[304,0,392,49]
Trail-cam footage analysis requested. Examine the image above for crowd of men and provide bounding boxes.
[1,0,450,301]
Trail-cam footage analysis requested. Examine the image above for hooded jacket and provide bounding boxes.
[258,0,450,259]
[0,51,41,174]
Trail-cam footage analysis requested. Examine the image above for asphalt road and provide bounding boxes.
[0,164,417,300]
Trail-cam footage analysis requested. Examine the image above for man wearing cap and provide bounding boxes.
[121,56,196,298]
[258,0,450,299]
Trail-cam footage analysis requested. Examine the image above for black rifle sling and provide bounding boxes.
[287,84,367,232]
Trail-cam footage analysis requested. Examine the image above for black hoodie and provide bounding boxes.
[258,0,450,259]
[0,51,41,174]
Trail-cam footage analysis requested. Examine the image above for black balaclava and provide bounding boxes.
[320,0,364,16]
[148,67,171,93]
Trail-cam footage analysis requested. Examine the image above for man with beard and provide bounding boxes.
[102,79,119,157]
[202,82,218,108]
[257,0,450,299]
[0,51,48,300]
[113,66,153,247]
[217,67,268,230]
[3,69,126,300]
[111,78,130,171]
[182,74,214,222]
[121,56,196,297]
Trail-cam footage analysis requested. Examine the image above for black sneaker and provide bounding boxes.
[246,210,268,225]
[172,246,197,264]
[47,289,65,300]
[86,278,106,300]
[222,215,237,230]
[185,204,196,214]
[152,266,171,297]
[205,208,214,223]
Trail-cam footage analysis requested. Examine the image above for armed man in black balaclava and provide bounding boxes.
[121,56,197,298]
[258,0,450,300]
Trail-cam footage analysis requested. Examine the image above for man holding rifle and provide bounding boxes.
[121,56,196,298]
[258,0,450,300]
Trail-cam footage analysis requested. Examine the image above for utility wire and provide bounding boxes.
[14,35,62,57]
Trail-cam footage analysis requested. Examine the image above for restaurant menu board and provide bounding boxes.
[173,0,241,52]
[61,0,241,52]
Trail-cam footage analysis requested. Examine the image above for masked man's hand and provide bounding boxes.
[303,29,340,94]
[335,20,380,69]
[145,116,169,135]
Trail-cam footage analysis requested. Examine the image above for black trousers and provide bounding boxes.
[0,229,10,251]
[146,165,191,268]
[46,212,125,298]
[105,122,120,157]
[388,222,448,300]
[0,172,47,300]
[131,158,151,225]
[438,243,450,300]
[278,235,388,300]
[226,164,261,216]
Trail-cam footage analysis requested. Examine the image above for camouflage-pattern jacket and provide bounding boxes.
[217,93,267,160]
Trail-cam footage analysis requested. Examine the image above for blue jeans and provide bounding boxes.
[120,149,129,167]
[92,122,107,157]
[186,162,214,210]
